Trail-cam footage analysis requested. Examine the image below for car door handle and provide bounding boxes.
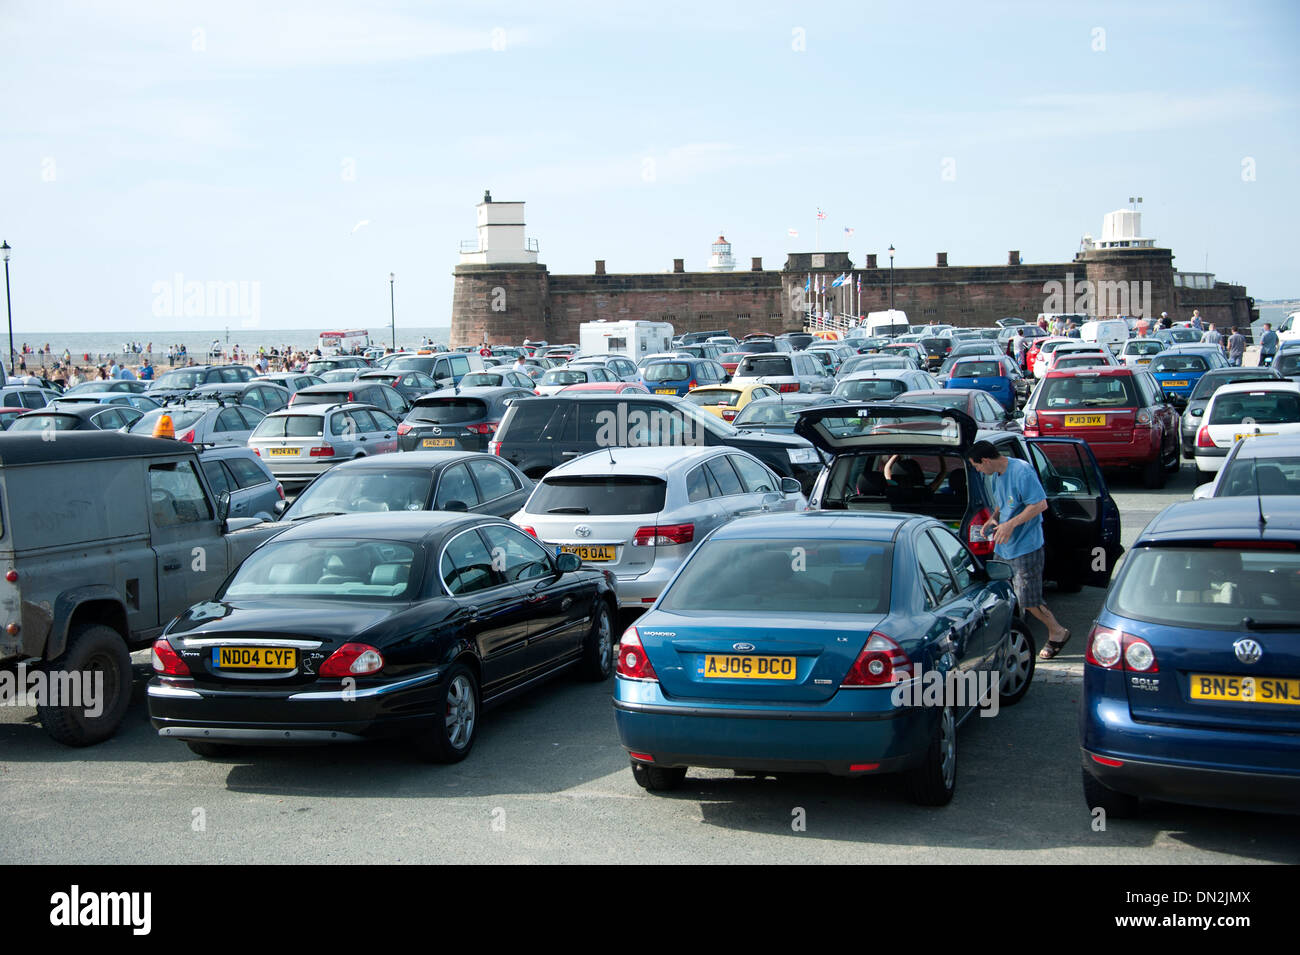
[162,560,181,572]
[561,451,582,457]
[462,605,480,620]
[358,436,367,442]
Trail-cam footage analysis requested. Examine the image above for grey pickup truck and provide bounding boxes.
[0,432,284,745]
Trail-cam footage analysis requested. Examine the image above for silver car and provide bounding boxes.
[129,402,266,445]
[511,446,805,609]
[247,402,401,485]
[730,352,834,394]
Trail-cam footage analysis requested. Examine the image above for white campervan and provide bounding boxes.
[579,320,674,362]
[864,309,910,338]
[1080,319,1130,355]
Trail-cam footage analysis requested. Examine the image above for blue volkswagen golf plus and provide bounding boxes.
[613,511,1034,805]
[1080,496,1300,816]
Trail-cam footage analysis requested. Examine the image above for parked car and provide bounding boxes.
[938,342,1002,377]
[794,404,1123,591]
[558,381,649,395]
[1192,381,1300,477]
[1027,336,1072,376]
[833,369,940,400]
[730,352,834,394]
[1022,367,1181,488]
[62,379,150,396]
[0,407,28,429]
[10,404,142,432]
[565,355,641,382]
[489,393,822,490]
[280,451,532,521]
[0,385,53,409]
[198,445,284,522]
[247,403,400,485]
[613,511,1030,803]
[147,364,256,398]
[252,373,324,395]
[1080,496,1300,816]
[1149,345,1230,407]
[289,381,409,417]
[397,387,534,453]
[1119,339,1166,368]
[375,351,486,387]
[639,357,729,397]
[894,388,1024,432]
[304,355,371,376]
[513,446,804,609]
[354,368,442,403]
[188,381,291,413]
[49,392,162,414]
[945,357,1019,411]
[730,393,849,434]
[1180,367,1283,459]
[683,383,779,422]
[837,355,917,379]
[1193,434,1300,499]
[148,512,617,760]
[538,366,619,395]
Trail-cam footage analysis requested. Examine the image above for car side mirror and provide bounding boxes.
[1192,483,1214,500]
[780,477,801,495]
[274,499,288,515]
[1189,408,1202,417]
[216,490,231,523]
[442,500,468,512]
[555,552,582,573]
[985,559,1014,581]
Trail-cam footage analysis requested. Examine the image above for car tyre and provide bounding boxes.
[578,600,614,682]
[631,761,687,792]
[999,622,1036,706]
[1082,768,1141,819]
[36,623,133,747]
[905,705,957,806]
[1141,454,1165,489]
[413,663,478,764]
[1164,431,1181,472]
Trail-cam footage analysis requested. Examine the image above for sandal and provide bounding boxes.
[1038,630,1071,660]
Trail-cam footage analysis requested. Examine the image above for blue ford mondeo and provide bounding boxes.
[613,512,1033,805]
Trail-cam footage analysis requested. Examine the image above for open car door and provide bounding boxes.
[1025,436,1123,589]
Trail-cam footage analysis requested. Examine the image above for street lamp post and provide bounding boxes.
[2,242,12,379]
[389,272,396,351]
[888,244,896,324]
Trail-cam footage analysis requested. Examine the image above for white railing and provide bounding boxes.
[803,312,860,335]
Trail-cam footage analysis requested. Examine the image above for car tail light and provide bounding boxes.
[151,638,190,676]
[778,383,799,393]
[631,523,694,546]
[319,643,385,677]
[520,525,537,538]
[487,439,502,455]
[274,481,284,500]
[721,408,737,421]
[309,445,335,457]
[1085,624,1158,672]
[4,570,15,583]
[968,508,994,556]
[1023,408,1037,430]
[252,447,261,456]
[1124,636,1158,672]
[616,626,658,681]
[178,428,195,443]
[688,379,698,389]
[1196,425,1215,448]
[841,631,912,686]
[1135,408,1152,425]
[466,422,498,434]
[397,422,413,435]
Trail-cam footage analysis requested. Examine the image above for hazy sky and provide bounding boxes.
[2,0,1297,334]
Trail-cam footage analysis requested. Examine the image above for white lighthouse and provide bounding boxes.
[708,234,735,272]
[458,190,539,266]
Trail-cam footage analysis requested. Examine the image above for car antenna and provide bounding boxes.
[1252,454,1267,531]
[607,445,616,466]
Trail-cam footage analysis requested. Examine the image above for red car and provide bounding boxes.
[1022,367,1180,488]
[557,381,650,394]
[719,351,747,376]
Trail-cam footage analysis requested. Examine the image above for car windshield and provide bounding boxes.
[383,357,436,374]
[129,408,206,433]
[1274,354,1300,377]
[1152,355,1209,373]
[739,356,793,377]
[659,538,892,614]
[1217,455,1300,496]
[284,470,433,518]
[1169,329,1201,342]
[1109,546,1300,629]
[542,370,589,385]
[734,401,803,427]
[460,373,505,387]
[408,398,488,423]
[835,378,907,400]
[153,370,204,389]
[1039,376,1137,409]
[684,389,741,407]
[951,361,1002,378]
[643,363,690,382]
[1208,391,1300,425]
[224,538,419,600]
[251,414,325,438]
[1190,371,1278,400]
[1055,356,1109,370]
[526,475,667,515]
[1125,341,1164,355]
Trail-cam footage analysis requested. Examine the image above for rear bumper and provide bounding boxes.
[1194,448,1228,473]
[1050,432,1161,466]
[614,678,932,774]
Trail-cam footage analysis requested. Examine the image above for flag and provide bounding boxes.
[831,273,845,288]
[803,274,811,292]
[816,209,827,220]
[844,227,855,237]
[788,228,799,238]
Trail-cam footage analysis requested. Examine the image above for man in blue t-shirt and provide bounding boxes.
[969,440,1071,660]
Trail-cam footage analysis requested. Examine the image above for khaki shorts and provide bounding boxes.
[1007,546,1045,609]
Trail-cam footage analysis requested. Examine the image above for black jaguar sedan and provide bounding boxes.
[148,512,617,761]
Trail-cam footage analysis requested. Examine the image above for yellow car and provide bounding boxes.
[684,383,780,422]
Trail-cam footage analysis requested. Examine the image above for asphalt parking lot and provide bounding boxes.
[1,462,1297,865]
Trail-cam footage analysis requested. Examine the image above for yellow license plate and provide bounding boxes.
[1163,380,1189,388]
[1190,673,1300,705]
[422,438,457,447]
[701,654,797,680]
[560,544,616,562]
[1064,414,1106,426]
[1234,432,1277,443]
[213,647,297,670]
[1138,358,1151,364]
[655,388,677,395]
[267,447,299,456]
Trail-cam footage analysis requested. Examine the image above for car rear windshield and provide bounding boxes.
[409,398,488,423]
[526,476,667,516]
[1273,354,1300,377]
[294,390,353,405]
[659,539,892,614]
[1218,456,1300,496]
[837,379,907,400]
[459,373,505,388]
[384,357,436,375]
[1109,547,1300,629]
[1125,340,1164,355]
[542,370,589,385]
[251,414,325,438]
[738,356,793,377]
[129,409,206,433]
[733,341,776,354]
[733,402,801,427]
[684,389,742,407]
[643,363,690,382]
[1152,355,1209,373]
[154,370,204,389]
[920,338,949,352]
[224,539,418,600]
[1039,375,1137,409]
[1190,371,1279,400]
[1208,391,1300,425]
[951,361,1001,378]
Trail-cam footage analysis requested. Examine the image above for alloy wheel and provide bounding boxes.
[445,675,476,750]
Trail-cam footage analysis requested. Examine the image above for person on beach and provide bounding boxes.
[1203,324,1222,349]
[1227,327,1245,367]
[1260,323,1279,366]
